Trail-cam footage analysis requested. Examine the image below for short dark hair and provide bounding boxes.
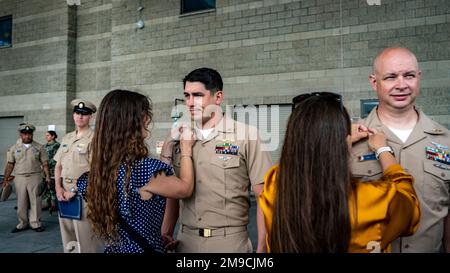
[183,67,223,94]
[47,130,57,139]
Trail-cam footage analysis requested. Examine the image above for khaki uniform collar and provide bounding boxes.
[215,114,235,133]
[196,114,235,143]
[365,107,445,148]
[73,127,93,141]
[18,140,39,149]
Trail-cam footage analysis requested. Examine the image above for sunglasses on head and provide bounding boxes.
[292,92,343,111]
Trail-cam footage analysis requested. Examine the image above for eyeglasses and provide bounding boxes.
[292,92,343,111]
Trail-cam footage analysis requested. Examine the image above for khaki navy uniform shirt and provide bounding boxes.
[54,128,93,181]
[351,108,450,252]
[7,140,48,175]
[172,115,272,229]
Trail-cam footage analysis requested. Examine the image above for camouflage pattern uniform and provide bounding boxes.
[41,141,60,209]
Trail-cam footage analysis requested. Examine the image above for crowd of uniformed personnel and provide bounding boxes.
[0,47,449,253]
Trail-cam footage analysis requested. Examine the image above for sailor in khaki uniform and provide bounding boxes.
[3,123,50,232]
[351,47,450,252]
[54,99,103,253]
[161,68,272,253]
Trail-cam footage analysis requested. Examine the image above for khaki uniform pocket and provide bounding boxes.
[422,161,450,208]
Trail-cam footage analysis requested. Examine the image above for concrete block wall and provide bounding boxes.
[75,0,112,111]
[0,0,77,144]
[104,0,450,150]
[1,0,449,149]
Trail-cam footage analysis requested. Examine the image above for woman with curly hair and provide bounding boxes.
[74,89,195,253]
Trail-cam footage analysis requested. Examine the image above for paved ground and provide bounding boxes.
[0,190,258,253]
[0,193,63,253]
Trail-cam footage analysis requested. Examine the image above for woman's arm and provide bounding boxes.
[367,129,397,171]
[140,127,196,199]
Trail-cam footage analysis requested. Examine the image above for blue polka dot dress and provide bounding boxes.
[77,158,174,253]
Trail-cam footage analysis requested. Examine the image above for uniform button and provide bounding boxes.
[198,218,202,221]
[222,163,227,167]
[441,173,445,178]
[202,143,205,147]
[404,244,409,249]
[368,170,372,174]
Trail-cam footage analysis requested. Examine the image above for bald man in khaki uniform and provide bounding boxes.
[54,99,103,253]
[161,68,272,253]
[3,123,50,232]
[351,47,450,252]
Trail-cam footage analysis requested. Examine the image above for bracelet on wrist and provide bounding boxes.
[160,154,173,160]
[375,146,394,160]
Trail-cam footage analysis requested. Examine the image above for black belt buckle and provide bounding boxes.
[199,228,212,237]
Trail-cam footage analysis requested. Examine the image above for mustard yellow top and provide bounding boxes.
[259,164,421,253]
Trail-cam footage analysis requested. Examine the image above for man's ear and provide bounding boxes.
[368,74,377,91]
[215,90,224,105]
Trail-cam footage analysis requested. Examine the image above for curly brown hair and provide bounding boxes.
[86,89,152,241]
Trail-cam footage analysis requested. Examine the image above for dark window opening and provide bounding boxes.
[181,0,215,14]
[0,15,12,48]
[360,99,379,118]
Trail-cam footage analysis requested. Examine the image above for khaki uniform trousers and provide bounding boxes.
[59,179,103,253]
[14,173,42,229]
[176,225,253,253]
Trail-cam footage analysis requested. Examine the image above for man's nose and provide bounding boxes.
[185,95,194,107]
[193,96,203,106]
[395,76,408,90]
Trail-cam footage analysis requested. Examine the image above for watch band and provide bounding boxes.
[375,146,394,160]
